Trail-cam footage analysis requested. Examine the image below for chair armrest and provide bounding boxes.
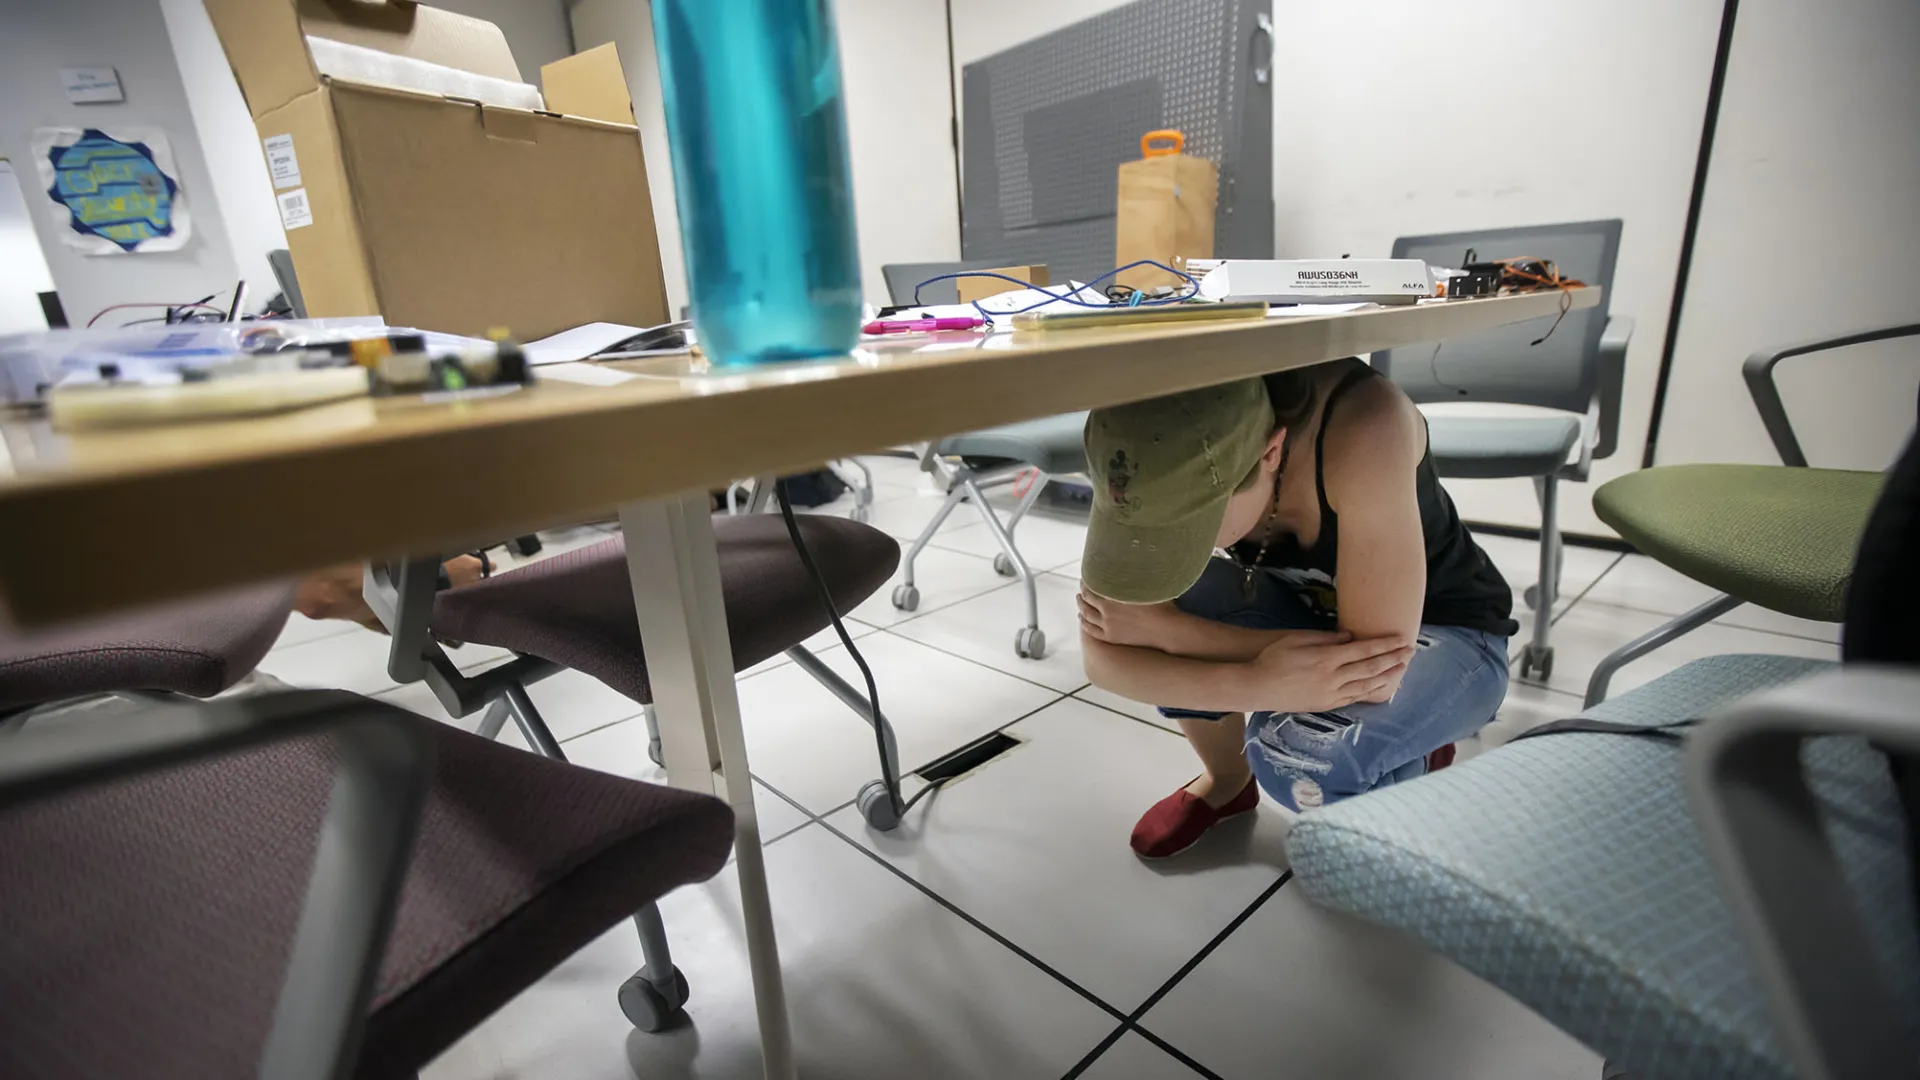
[1591,315,1633,462]
[363,557,560,718]
[1685,666,1920,1080]
[365,557,442,684]
[0,691,432,1080]
[1741,323,1920,467]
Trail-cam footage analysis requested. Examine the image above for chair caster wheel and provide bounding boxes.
[618,967,689,1033]
[1524,583,1541,611]
[647,737,663,768]
[1015,627,1046,659]
[992,553,1017,577]
[891,584,920,612]
[857,779,902,831]
[850,504,871,523]
[1519,645,1554,681]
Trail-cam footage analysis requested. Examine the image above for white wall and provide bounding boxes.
[570,0,961,312]
[0,162,58,334]
[0,0,244,330]
[1265,2,1722,535]
[1652,0,1920,471]
[834,0,964,301]
[159,0,286,302]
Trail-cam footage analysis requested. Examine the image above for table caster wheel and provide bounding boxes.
[1015,626,1046,659]
[850,504,871,523]
[993,553,1017,577]
[891,584,920,612]
[1518,644,1554,681]
[858,779,902,831]
[647,736,663,768]
[1524,583,1542,611]
[619,968,689,1033]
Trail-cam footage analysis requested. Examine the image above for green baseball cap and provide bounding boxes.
[1082,378,1275,604]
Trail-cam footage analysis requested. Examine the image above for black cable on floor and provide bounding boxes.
[775,479,903,815]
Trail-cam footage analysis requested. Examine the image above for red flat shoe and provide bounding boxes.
[1426,743,1457,773]
[1130,776,1260,860]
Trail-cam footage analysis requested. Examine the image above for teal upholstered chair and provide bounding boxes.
[1287,420,1920,1080]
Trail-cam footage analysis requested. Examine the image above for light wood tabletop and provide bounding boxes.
[0,288,1598,624]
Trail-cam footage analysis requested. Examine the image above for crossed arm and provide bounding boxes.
[1079,606,1410,715]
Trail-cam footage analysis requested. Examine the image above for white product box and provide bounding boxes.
[1194,259,1436,305]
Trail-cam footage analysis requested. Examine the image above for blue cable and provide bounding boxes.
[910,259,1200,321]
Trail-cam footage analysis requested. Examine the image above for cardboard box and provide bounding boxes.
[954,265,1050,305]
[204,0,668,339]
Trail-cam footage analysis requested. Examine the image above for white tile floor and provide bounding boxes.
[250,456,1841,1080]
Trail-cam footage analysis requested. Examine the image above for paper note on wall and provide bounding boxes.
[31,126,191,254]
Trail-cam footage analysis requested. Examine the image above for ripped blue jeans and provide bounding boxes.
[1159,559,1509,813]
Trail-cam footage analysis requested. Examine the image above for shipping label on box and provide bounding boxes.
[277,188,313,230]
[263,134,302,189]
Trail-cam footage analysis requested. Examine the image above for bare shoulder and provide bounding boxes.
[1319,370,1425,500]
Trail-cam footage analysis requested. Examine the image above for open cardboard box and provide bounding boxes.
[205,0,669,339]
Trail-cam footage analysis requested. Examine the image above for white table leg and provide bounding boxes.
[619,491,796,1080]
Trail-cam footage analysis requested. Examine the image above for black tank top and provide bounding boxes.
[1230,362,1520,637]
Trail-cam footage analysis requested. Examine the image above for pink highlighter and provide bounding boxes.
[861,316,987,335]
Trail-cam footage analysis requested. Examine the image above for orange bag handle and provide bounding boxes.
[1140,129,1184,158]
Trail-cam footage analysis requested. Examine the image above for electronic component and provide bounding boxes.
[48,366,372,430]
[41,335,534,429]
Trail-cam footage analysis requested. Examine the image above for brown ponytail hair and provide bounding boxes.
[1261,368,1319,437]
[1233,368,1320,492]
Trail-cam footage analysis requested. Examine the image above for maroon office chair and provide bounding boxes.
[0,581,294,715]
[0,590,734,1078]
[366,511,901,1031]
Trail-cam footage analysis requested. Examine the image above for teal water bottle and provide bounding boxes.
[651,0,862,367]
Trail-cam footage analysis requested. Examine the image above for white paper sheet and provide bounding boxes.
[521,322,645,366]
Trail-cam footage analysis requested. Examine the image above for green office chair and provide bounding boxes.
[1581,323,1918,707]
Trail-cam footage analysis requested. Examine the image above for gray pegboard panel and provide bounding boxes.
[1023,78,1163,227]
[960,0,1270,281]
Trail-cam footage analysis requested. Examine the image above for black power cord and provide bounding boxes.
[774,479,924,817]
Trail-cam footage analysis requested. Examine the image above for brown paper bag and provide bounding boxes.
[1114,130,1218,290]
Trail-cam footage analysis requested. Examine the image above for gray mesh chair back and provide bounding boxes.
[1376,220,1627,684]
[1377,219,1622,415]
